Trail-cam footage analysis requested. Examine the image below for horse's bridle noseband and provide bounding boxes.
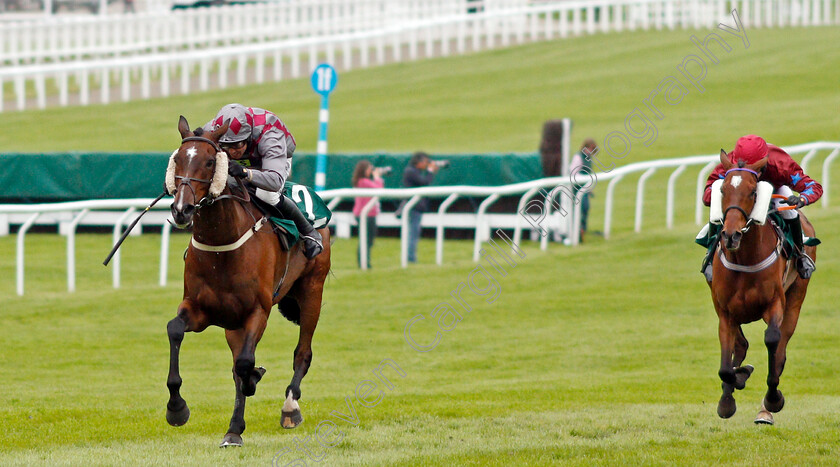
[722,167,760,234]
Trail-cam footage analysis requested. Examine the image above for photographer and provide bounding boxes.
[571,138,597,242]
[401,152,440,263]
[352,160,386,269]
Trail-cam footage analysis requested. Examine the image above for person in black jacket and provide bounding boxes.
[402,152,439,263]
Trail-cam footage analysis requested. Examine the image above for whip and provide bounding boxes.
[103,192,168,266]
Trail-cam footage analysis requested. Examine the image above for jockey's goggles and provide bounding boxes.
[220,140,247,150]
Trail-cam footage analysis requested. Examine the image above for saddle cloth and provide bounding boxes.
[248,182,332,251]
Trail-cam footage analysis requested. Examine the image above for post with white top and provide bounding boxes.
[310,63,338,191]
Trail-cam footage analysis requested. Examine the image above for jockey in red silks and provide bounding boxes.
[700,135,821,281]
[203,103,323,259]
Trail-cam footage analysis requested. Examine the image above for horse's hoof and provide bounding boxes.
[281,409,303,429]
[717,393,736,419]
[754,410,775,425]
[764,391,785,413]
[220,432,243,447]
[166,403,190,427]
[734,365,754,390]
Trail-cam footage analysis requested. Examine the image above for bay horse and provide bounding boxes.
[164,116,331,446]
[709,150,817,425]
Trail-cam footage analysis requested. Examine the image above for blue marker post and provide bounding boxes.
[310,63,338,191]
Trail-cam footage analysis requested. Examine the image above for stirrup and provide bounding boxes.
[703,263,713,282]
[796,253,815,279]
[301,235,323,259]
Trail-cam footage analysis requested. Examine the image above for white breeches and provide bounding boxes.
[771,185,798,220]
[256,188,281,205]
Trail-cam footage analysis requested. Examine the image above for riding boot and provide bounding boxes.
[785,217,815,279]
[276,195,323,259]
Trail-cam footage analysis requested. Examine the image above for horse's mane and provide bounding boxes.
[193,127,205,136]
[738,160,746,168]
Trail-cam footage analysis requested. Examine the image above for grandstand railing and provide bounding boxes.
[3,0,838,112]
[2,141,838,296]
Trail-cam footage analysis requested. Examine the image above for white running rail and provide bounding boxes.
[3,0,837,112]
[1,141,838,295]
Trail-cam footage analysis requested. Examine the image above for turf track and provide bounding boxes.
[1,22,839,466]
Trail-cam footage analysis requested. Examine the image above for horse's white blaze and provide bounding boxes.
[730,175,742,188]
[186,146,197,163]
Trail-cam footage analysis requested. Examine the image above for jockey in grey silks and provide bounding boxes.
[204,103,323,259]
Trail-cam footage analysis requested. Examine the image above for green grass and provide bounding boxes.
[1,207,840,465]
[2,23,840,466]
[0,26,838,157]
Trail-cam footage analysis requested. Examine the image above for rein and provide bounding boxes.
[717,210,785,275]
[717,167,784,274]
[175,136,264,252]
[721,167,761,234]
[174,136,253,208]
[723,205,754,234]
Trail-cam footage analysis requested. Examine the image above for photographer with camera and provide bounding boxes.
[401,152,440,264]
[352,160,387,269]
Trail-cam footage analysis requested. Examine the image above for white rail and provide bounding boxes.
[2,141,838,295]
[1,0,469,65]
[4,0,837,112]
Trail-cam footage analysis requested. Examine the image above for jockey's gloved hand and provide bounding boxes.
[228,162,249,179]
[784,195,806,208]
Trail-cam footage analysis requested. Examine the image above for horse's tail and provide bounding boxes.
[278,295,301,325]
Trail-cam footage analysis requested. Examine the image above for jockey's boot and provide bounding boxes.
[698,223,721,282]
[276,195,323,259]
[785,217,815,279]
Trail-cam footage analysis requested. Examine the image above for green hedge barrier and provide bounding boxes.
[0,152,542,202]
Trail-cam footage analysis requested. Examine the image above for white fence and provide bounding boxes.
[1,0,471,66]
[2,141,838,296]
[3,0,838,112]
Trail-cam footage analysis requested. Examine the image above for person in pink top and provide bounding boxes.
[352,161,385,268]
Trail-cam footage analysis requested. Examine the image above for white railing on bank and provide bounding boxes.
[2,141,838,296]
[1,0,471,66]
[3,0,837,112]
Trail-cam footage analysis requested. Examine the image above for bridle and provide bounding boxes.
[722,167,759,234]
[173,136,251,209]
[718,166,783,274]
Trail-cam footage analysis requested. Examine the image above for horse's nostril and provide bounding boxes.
[183,204,195,216]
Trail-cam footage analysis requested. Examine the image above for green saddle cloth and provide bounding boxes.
[267,182,332,246]
[695,213,821,253]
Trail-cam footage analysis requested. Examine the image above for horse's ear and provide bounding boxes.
[178,115,192,139]
[748,156,769,173]
[209,118,230,143]
[719,149,734,170]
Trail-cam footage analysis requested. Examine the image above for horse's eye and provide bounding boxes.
[206,160,215,168]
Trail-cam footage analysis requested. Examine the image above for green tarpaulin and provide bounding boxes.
[0,152,543,202]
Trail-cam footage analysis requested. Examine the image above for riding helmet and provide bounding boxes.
[212,103,253,143]
[730,135,768,164]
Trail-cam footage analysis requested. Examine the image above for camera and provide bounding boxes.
[376,166,393,176]
[434,160,451,169]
